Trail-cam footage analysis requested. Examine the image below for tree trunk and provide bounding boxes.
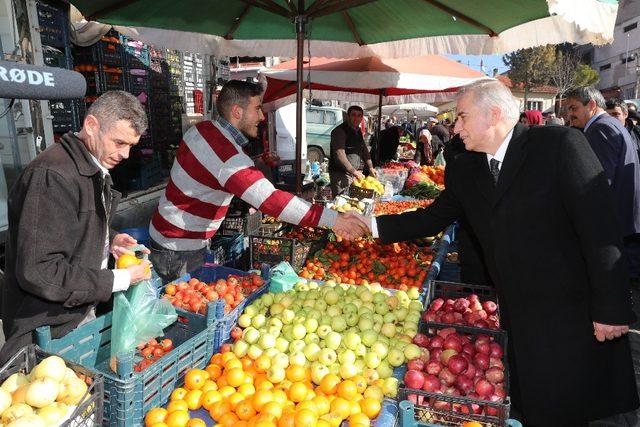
[524,84,529,111]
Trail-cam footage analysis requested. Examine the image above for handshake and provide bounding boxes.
[332,212,373,240]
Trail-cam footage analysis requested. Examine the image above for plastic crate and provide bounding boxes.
[35,312,211,426]
[249,235,315,271]
[73,39,123,66]
[349,184,381,201]
[399,324,510,427]
[49,99,74,133]
[77,66,125,96]
[164,265,270,347]
[398,400,522,427]
[120,36,151,69]
[219,210,262,236]
[43,46,70,69]
[0,344,104,426]
[125,69,150,94]
[36,1,68,48]
[207,232,245,267]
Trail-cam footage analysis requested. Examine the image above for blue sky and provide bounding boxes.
[445,54,509,76]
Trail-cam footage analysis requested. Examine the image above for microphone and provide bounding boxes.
[0,60,86,100]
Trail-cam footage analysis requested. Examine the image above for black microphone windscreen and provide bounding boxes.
[0,60,86,100]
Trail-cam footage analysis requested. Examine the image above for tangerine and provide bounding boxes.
[252,389,273,412]
[170,388,188,401]
[144,407,168,426]
[226,367,246,387]
[166,400,188,414]
[319,374,340,395]
[294,409,318,426]
[164,410,190,427]
[286,365,307,382]
[184,369,208,390]
[287,382,308,403]
[235,399,257,420]
[360,398,381,419]
[184,389,203,410]
[337,380,358,400]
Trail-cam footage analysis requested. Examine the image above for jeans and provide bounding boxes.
[149,238,206,283]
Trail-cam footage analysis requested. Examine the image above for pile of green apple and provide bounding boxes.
[233,280,426,398]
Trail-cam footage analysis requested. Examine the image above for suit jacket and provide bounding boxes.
[377,124,638,425]
[0,133,120,364]
[584,113,640,238]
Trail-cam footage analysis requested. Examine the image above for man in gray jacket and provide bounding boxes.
[0,91,151,364]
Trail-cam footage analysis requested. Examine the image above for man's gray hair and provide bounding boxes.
[456,79,520,121]
[87,90,148,135]
[565,86,606,109]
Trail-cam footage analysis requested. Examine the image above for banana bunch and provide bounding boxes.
[353,176,385,195]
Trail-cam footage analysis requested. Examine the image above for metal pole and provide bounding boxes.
[376,89,382,163]
[294,2,306,195]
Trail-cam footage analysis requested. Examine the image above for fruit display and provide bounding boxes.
[0,355,92,426]
[373,200,433,216]
[403,327,507,416]
[328,195,370,214]
[134,338,175,372]
[250,236,311,271]
[281,226,328,242]
[421,165,445,186]
[422,294,500,330]
[352,176,384,195]
[299,238,431,289]
[400,181,441,200]
[163,273,265,315]
[379,162,409,170]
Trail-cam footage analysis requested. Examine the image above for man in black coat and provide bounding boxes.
[570,89,640,290]
[0,91,152,364]
[369,80,638,425]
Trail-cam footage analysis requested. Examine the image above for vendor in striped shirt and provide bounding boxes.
[149,80,368,282]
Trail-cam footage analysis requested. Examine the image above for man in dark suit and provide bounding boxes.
[369,80,638,425]
[567,88,640,290]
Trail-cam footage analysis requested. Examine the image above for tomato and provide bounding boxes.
[141,347,153,359]
[160,339,174,352]
[153,347,165,358]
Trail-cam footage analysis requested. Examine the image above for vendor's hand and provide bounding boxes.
[352,171,365,180]
[111,233,150,258]
[127,260,152,284]
[369,169,378,178]
[333,212,370,240]
[593,322,629,342]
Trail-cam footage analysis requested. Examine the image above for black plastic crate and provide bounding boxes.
[36,1,68,48]
[399,323,510,426]
[125,69,150,94]
[42,46,70,69]
[49,99,74,133]
[78,66,125,95]
[219,210,262,236]
[73,39,123,67]
[349,184,380,200]
[249,235,313,271]
[424,280,501,331]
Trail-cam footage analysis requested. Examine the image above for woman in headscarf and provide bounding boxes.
[523,109,543,126]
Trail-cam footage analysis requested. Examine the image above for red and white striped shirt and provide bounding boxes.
[150,118,337,251]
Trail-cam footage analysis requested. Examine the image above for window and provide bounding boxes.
[324,111,337,125]
[622,54,637,64]
[306,109,324,124]
[624,22,637,32]
[600,63,611,71]
[526,101,543,111]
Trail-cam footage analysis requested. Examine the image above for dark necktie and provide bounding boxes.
[489,158,500,185]
[103,174,113,219]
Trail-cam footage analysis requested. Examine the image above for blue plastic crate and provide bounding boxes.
[209,232,245,267]
[34,312,211,426]
[117,226,150,248]
[165,265,270,349]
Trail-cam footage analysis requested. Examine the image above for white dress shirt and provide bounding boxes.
[87,153,131,292]
[371,128,515,238]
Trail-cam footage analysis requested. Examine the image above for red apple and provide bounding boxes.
[423,374,441,392]
[412,333,430,348]
[438,368,456,386]
[455,375,474,395]
[407,359,425,372]
[485,367,505,384]
[454,298,470,313]
[444,335,463,353]
[447,355,468,375]
[475,379,495,398]
[462,343,476,357]
[404,369,426,389]
[425,360,442,375]
[429,336,444,349]
[490,343,504,359]
[482,300,498,314]
[463,362,477,379]
[430,298,445,311]
[473,353,490,370]
[475,341,491,355]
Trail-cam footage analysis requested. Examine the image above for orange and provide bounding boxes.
[262,401,283,419]
[337,380,358,400]
[145,407,168,426]
[186,419,207,427]
[254,355,271,373]
[235,399,257,420]
[184,369,208,390]
[348,413,371,426]
[363,386,384,402]
[255,376,274,391]
[349,400,361,416]
[330,397,351,419]
[201,380,218,393]
[316,420,331,427]
[287,382,308,403]
[296,400,317,414]
[149,423,169,427]
[164,410,190,427]
[228,392,246,410]
[311,396,330,416]
[216,375,229,389]
[319,374,340,395]
[351,375,367,394]
[166,400,188,414]
[208,400,231,421]
[221,351,237,365]
[184,389,203,410]
[210,353,223,365]
[272,389,288,406]
[225,358,243,371]
[226,367,246,387]
[219,385,236,399]
[294,409,318,426]
[117,253,140,268]
[238,383,256,397]
[241,357,253,370]
[201,390,222,410]
[206,364,222,380]
[255,416,277,427]
[170,388,188,401]
[219,412,240,427]
[277,411,296,427]
[360,398,381,419]
[252,389,273,412]
[286,365,307,382]
[462,423,483,427]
